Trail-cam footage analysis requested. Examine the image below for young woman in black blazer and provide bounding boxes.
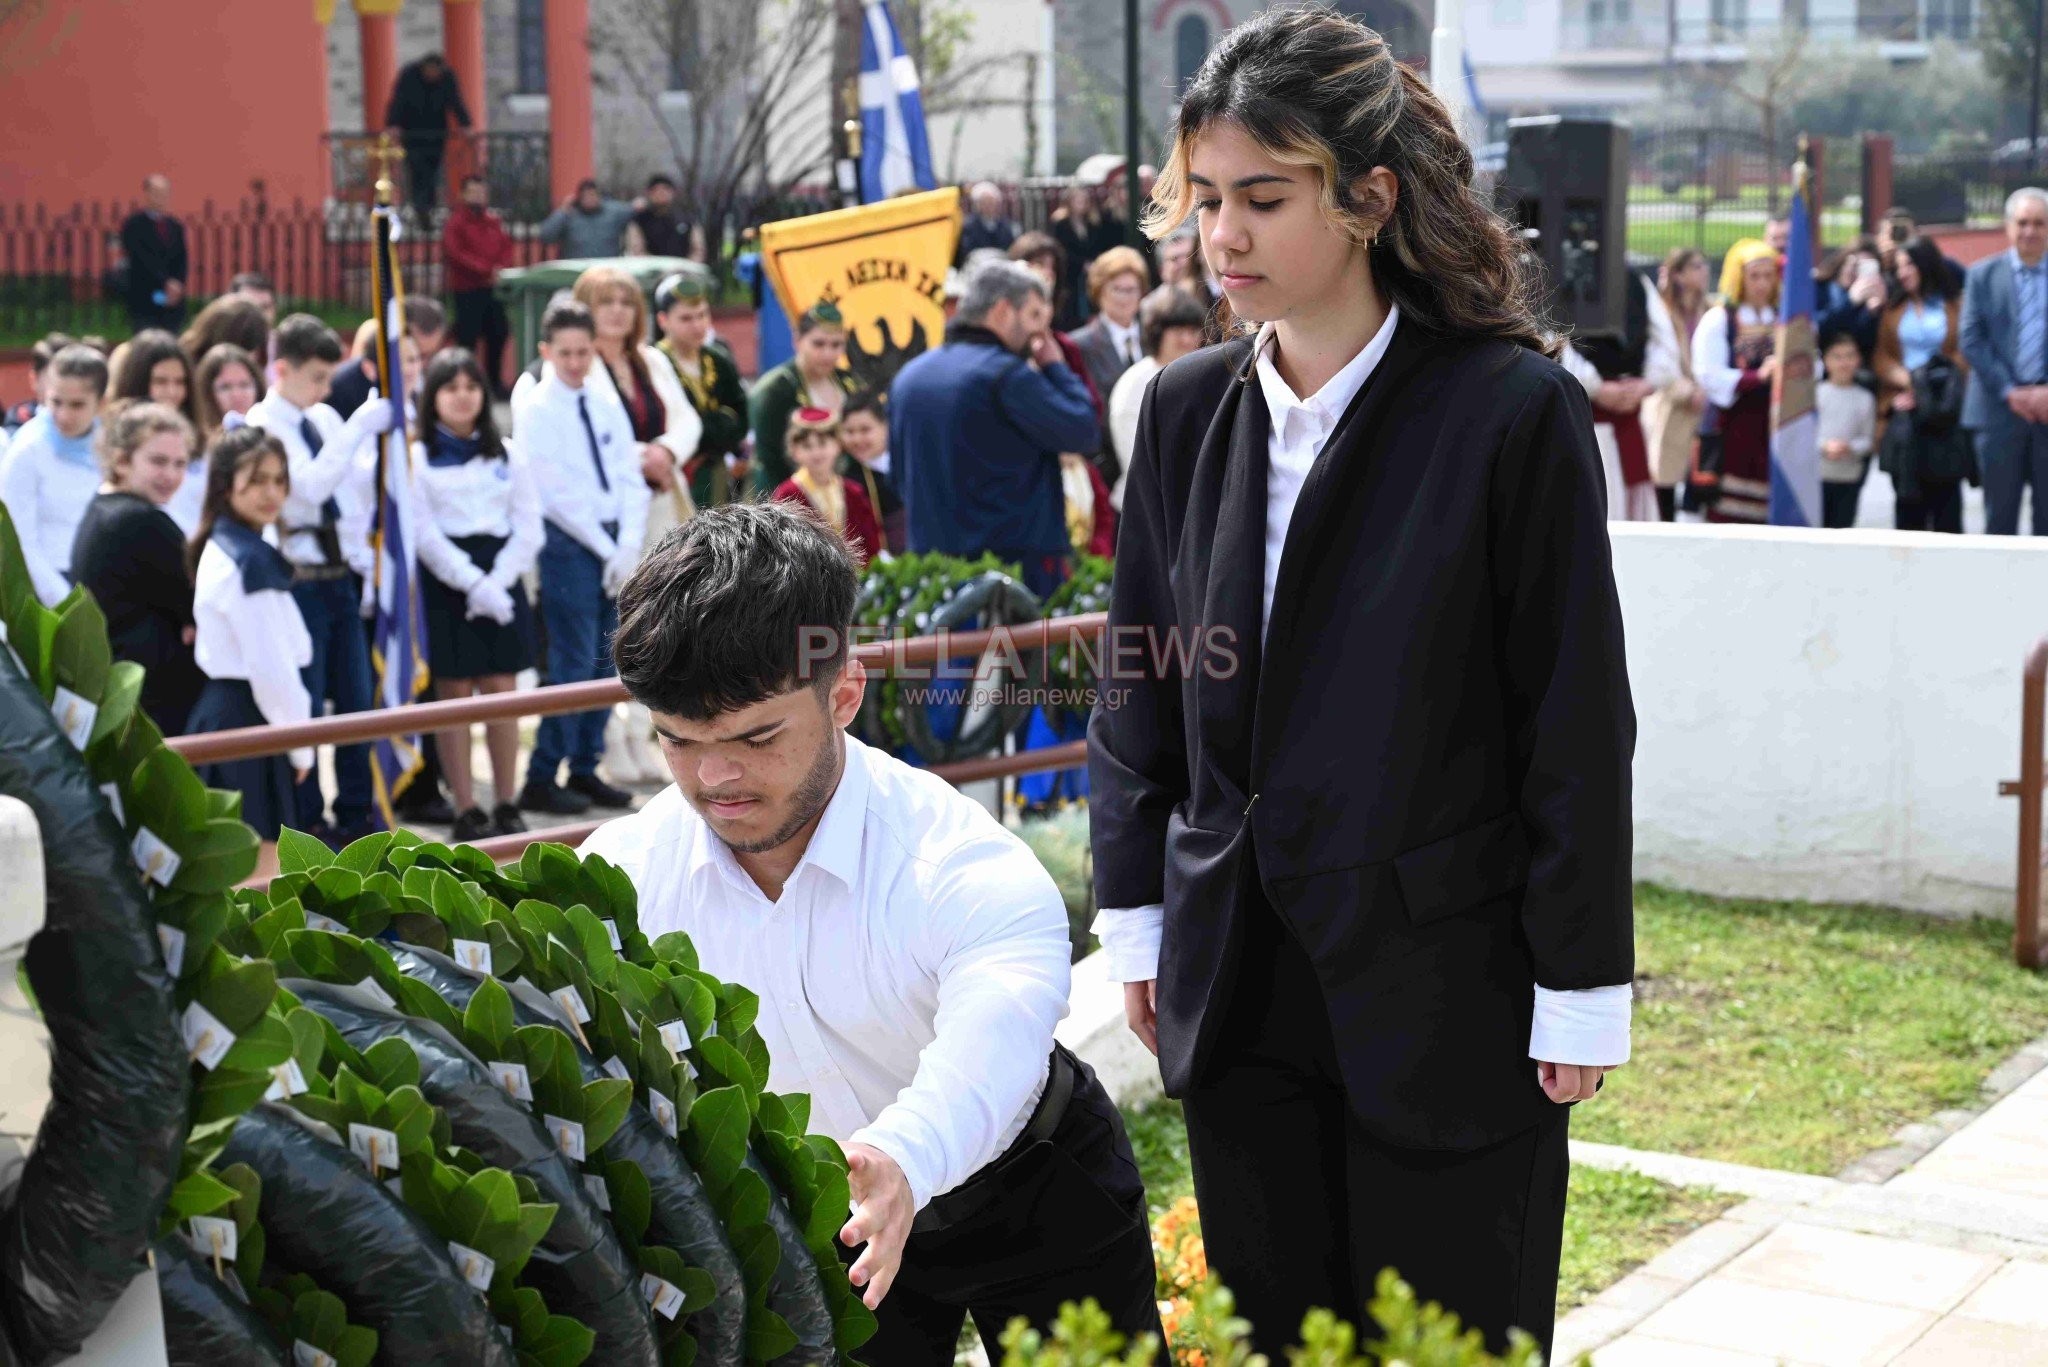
[1087,10,1635,1358]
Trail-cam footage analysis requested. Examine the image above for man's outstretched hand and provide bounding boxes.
[840,1143,914,1311]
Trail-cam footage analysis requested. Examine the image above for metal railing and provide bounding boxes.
[166,614,1111,863]
[325,130,553,223]
[1999,639,2048,969]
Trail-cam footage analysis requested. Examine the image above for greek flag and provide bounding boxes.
[858,0,936,204]
[1768,186,1823,527]
[367,198,429,823]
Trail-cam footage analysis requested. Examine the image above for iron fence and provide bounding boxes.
[1891,146,2037,228]
[325,129,554,223]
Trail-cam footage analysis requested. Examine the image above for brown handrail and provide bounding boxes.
[169,614,1110,766]
[462,740,1093,864]
[2001,638,2048,968]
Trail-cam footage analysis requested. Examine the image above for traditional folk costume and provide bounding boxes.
[1692,240,1782,525]
[770,407,886,564]
[648,272,753,511]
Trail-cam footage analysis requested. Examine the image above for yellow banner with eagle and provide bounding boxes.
[758,187,962,394]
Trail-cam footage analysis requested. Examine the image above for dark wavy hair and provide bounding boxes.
[1146,6,1554,355]
[186,426,289,577]
[1891,235,1956,305]
[110,329,199,427]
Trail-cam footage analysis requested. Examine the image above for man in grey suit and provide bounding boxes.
[1962,187,2048,534]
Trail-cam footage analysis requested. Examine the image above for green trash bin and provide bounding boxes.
[494,256,713,372]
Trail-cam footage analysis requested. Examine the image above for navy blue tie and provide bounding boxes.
[299,416,345,565]
[577,393,612,493]
[2020,264,2047,386]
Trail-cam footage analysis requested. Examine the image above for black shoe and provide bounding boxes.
[302,819,341,852]
[491,804,528,836]
[396,787,457,825]
[450,807,495,842]
[566,773,634,809]
[333,813,387,846]
[518,781,592,815]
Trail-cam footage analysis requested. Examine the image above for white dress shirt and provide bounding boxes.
[0,413,101,606]
[411,436,546,593]
[246,393,377,569]
[581,733,1073,1215]
[1091,301,1633,1068]
[165,453,207,537]
[1104,318,1142,367]
[1107,356,1162,512]
[193,537,316,772]
[512,372,651,564]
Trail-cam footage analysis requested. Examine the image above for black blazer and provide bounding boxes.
[119,210,188,314]
[1088,321,1636,1152]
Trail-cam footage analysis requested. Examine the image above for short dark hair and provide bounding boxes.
[613,502,859,721]
[404,295,447,335]
[1009,230,1066,279]
[646,174,677,191]
[230,271,275,295]
[31,332,75,375]
[1884,207,1916,235]
[1140,287,1210,357]
[273,314,344,366]
[577,178,600,195]
[540,300,596,343]
[1819,327,1862,357]
[842,389,886,423]
[50,344,109,398]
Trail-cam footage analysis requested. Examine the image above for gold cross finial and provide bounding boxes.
[369,132,406,207]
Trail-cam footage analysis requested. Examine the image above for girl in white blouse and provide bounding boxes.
[412,349,545,842]
[185,426,313,872]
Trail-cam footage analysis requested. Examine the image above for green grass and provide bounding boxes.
[1578,884,2048,1173]
[1120,1098,1736,1315]
[1626,206,1863,262]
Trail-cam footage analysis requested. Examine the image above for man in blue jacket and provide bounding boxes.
[892,258,1101,597]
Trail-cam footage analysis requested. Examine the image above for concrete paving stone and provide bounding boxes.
[1823,1181,2048,1248]
[1585,1334,1797,1366]
[1719,1224,2001,1313]
[1893,1145,2048,1203]
[1638,1219,1775,1284]
[1885,1316,2048,1366]
[1580,1271,1691,1321]
[1552,1305,1643,1364]
[1950,1259,2048,1331]
[1634,1279,1936,1366]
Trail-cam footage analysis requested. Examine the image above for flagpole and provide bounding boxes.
[1123,0,1142,249]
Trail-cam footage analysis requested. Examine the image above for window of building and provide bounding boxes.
[1709,0,1748,34]
[1925,0,1972,38]
[1175,13,1210,91]
[517,0,548,95]
[1493,0,1526,24]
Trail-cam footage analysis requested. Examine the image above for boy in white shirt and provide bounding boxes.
[1817,328,1878,529]
[246,314,397,844]
[512,299,650,814]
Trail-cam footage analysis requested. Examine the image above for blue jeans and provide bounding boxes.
[1977,412,2048,535]
[291,574,375,827]
[527,523,618,786]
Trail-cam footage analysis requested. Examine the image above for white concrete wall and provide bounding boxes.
[1612,523,2048,920]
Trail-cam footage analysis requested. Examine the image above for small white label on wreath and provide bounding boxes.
[100,782,124,826]
[352,976,397,1009]
[649,1089,678,1139]
[601,1055,630,1081]
[157,923,186,978]
[452,938,492,974]
[447,1240,496,1292]
[585,1174,612,1211]
[551,986,592,1024]
[642,1273,686,1320]
[51,686,96,751]
[185,1215,238,1264]
[133,827,182,887]
[180,1002,234,1070]
[293,1341,338,1367]
[601,918,622,951]
[489,1060,533,1102]
[264,1057,309,1101]
[348,1122,401,1175]
[657,1020,692,1057]
[544,1114,587,1162]
[304,911,348,934]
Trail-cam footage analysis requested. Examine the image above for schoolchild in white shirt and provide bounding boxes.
[412,348,544,841]
[184,427,314,877]
[0,344,109,606]
[510,300,649,815]
[245,314,396,845]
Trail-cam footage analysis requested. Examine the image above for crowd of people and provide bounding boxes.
[0,177,1198,866]
[1594,196,2048,534]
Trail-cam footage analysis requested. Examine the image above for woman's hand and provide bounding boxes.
[1124,980,1158,1056]
[1537,1060,1610,1104]
[640,443,674,491]
[1893,388,1917,412]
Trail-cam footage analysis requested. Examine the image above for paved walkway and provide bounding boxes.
[1559,1037,2048,1365]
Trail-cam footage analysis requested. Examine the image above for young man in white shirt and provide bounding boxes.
[246,314,396,844]
[513,300,650,814]
[583,502,1161,1364]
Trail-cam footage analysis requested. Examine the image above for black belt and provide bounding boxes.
[911,1045,1077,1235]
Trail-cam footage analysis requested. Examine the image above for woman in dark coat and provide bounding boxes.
[70,401,204,734]
[1087,9,1635,1359]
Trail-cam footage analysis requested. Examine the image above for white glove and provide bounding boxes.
[344,392,400,443]
[602,549,635,597]
[466,577,516,626]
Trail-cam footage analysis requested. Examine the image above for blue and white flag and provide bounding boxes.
[367,197,429,823]
[858,0,936,204]
[1768,186,1823,527]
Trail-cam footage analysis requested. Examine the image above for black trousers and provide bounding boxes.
[453,289,511,394]
[842,1051,1162,1364]
[1822,480,1864,528]
[1895,477,1964,533]
[1181,899,1569,1360]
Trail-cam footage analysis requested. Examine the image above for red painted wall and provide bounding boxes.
[0,0,329,209]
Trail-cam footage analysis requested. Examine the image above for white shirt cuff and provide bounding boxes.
[1529,983,1633,1067]
[1090,904,1163,982]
